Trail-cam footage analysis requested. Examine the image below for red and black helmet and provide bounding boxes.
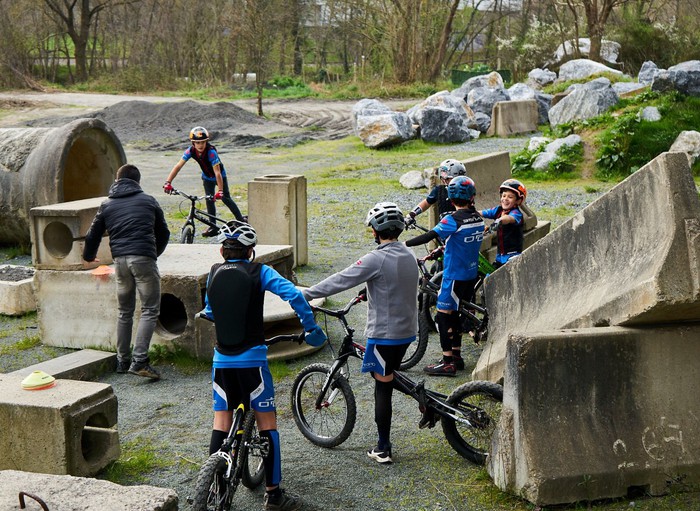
[499,179,527,201]
[189,126,209,142]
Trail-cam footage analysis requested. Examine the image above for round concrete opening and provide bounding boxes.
[81,412,110,463]
[157,293,188,338]
[43,221,73,258]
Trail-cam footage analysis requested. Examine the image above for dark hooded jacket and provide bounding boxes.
[83,178,170,261]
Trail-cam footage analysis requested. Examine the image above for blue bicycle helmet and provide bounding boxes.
[217,222,257,247]
[447,176,476,201]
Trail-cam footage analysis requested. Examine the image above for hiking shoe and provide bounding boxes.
[423,360,456,376]
[453,356,465,371]
[202,226,220,237]
[116,358,131,374]
[367,447,393,464]
[263,488,302,511]
[128,362,161,380]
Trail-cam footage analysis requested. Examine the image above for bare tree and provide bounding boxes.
[563,0,631,62]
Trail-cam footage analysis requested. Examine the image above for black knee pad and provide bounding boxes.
[436,312,455,352]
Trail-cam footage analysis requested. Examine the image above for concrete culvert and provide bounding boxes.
[0,118,125,244]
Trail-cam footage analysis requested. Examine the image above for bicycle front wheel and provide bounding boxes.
[240,410,265,489]
[291,363,356,448]
[180,223,195,244]
[441,381,503,465]
[192,454,236,511]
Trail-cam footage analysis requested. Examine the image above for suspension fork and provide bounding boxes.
[314,344,353,409]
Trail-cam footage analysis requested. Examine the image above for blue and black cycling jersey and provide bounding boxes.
[182,143,227,182]
[481,205,524,264]
[433,208,485,281]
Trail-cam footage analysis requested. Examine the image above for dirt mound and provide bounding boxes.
[27,99,306,149]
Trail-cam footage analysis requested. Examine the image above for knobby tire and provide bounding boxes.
[291,363,357,448]
[441,381,503,465]
[181,223,195,244]
[192,455,236,511]
[399,332,428,370]
[240,410,265,489]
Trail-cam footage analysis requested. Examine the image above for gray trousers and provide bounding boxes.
[114,255,161,364]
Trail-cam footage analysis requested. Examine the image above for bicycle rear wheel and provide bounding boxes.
[240,410,265,489]
[291,363,356,448]
[399,335,428,370]
[180,223,195,244]
[192,454,236,511]
[441,381,503,465]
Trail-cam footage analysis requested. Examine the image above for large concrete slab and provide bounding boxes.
[486,100,539,137]
[8,349,116,380]
[35,243,321,359]
[0,470,177,511]
[474,151,700,382]
[489,324,700,506]
[0,374,119,476]
[0,265,36,315]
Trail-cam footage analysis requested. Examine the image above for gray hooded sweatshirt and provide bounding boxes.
[302,241,418,340]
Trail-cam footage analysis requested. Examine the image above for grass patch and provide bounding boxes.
[101,438,169,485]
[148,345,210,374]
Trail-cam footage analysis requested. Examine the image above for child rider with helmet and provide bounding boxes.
[302,202,419,465]
[405,176,485,376]
[404,158,466,225]
[199,222,326,511]
[163,126,246,236]
[481,179,527,267]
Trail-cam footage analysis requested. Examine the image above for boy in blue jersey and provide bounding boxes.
[199,222,326,511]
[164,126,245,236]
[405,176,485,376]
[303,202,419,464]
[404,158,466,225]
[480,179,527,268]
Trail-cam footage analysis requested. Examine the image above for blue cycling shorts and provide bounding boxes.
[437,277,478,311]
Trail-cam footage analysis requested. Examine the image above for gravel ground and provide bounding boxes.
[0,95,666,510]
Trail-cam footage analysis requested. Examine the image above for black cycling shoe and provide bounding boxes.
[202,226,220,237]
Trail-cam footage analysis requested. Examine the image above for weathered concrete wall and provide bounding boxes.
[474,151,700,382]
[0,118,125,244]
[489,324,700,506]
[487,100,539,137]
[0,265,35,315]
[248,174,308,266]
[0,470,177,511]
[35,243,307,359]
[0,375,119,476]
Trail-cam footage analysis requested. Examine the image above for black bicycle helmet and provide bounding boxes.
[189,126,209,142]
[365,202,405,232]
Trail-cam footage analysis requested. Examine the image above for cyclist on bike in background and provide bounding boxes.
[403,158,466,226]
[302,202,419,464]
[480,179,527,268]
[199,222,326,511]
[163,126,246,236]
[405,176,484,376]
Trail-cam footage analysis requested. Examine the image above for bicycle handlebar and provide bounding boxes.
[311,290,367,318]
[195,312,305,345]
[170,188,215,202]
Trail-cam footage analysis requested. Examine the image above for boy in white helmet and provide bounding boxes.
[404,158,466,225]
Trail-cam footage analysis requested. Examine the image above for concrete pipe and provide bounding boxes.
[0,118,125,244]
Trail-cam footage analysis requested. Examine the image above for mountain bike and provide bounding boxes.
[170,187,234,244]
[192,326,305,511]
[290,291,503,465]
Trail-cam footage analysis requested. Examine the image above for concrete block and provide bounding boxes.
[474,152,700,382]
[489,324,700,506]
[9,349,116,381]
[29,197,112,270]
[36,243,312,359]
[0,470,177,511]
[486,100,539,137]
[0,374,119,476]
[248,174,308,266]
[0,265,36,315]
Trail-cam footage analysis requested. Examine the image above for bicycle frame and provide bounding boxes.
[172,188,228,242]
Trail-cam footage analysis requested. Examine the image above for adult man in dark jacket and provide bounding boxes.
[83,164,170,380]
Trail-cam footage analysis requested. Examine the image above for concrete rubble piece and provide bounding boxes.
[0,470,177,511]
[479,151,700,505]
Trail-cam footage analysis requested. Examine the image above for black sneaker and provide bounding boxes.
[128,362,161,380]
[367,447,393,464]
[423,360,456,376]
[263,488,302,511]
[116,358,131,374]
[202,226,220,237]
[453,356,465,371]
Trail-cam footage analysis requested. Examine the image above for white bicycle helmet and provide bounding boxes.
[365,202,405,232]
[217,222,257,247]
